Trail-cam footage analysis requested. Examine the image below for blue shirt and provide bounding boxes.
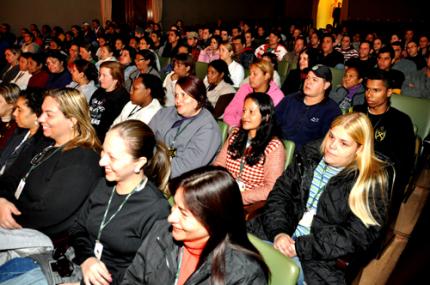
[275,92,341,149]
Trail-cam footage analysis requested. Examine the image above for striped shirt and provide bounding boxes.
[293,159,343,237]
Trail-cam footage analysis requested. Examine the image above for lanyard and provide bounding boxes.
[96,177,148,241]
[127,105,143,118]
[12,131,31,155]
[173,247,184,285]
[22,145,62,182]
[168,118,195,150]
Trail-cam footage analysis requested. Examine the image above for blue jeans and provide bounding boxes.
[0,257,39,283]
[0,268,48,285]
[292,256,306,285]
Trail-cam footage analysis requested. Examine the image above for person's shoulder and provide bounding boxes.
[224,246,268,283]
[265,138,284,152]
[388,106,413,124]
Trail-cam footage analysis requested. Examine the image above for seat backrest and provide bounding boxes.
[217,120,229,143]
[329,67,344,88]
[214,92,236,118]
[278,60,290,85]
[159,56,170,70]
[195,62,208,80]
[248,233,300,285]
[283,140,295,170]
[390,95,430,140]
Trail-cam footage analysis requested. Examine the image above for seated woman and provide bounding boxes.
[129,49,160,83]
[113,74,164,125]
[122,165,269,285]
[204,59,236,108]
[281,48,317,95]
[149,76,221,178]
[137,35,161,71]
[79,42,97,64]
[67,59,98,102]
[89,61,129,142]
[10,52,32,90]
[118,46,137,92]
[197,35,221,63]
[45,51,72,89]
[0,47,20,84]
[224,59,284,127]
[70,120,171,285]
[27,53,49,89]
[163,53,195,107]
[250,112,392,285]
[0,83,20,151]
[329,65,365,113]
[219,41,245,88]
[0,89,51,176]
[214,93,285,205]
[96,45,117,70]
[0,88,102,242]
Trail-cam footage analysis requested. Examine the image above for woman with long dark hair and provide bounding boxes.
[122,165,269,285]
[214,93,285,205]
[204,59,235,108]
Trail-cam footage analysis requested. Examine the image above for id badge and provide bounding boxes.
[0,165,5,175]
[94,240,104,260]
[298,209,316,228]
[15,179,26,200]
[236,179,246,192]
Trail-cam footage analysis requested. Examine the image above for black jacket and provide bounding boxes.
[249,141,391,285]
[122,220,267,285]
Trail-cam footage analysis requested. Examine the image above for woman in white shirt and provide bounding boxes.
[219,42,244,88]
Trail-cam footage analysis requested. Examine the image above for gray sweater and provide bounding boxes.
[149,107,221,178]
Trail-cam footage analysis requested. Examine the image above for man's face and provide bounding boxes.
[419,36,429,49]
[322,36,334,54]
[392,45,402,61]
[341,36,351,50]
[365,79,391,110]
[202,29,210,40]
[377,52,393,71]
[405,30,414,42]
[168,31,178,44]
[359,43,370,59]
[294,39,305,54]
[221,31,229,42]
[406,42,418,57]
[232,39,243,54]
[231,28,240,38]
[268,33,279,46]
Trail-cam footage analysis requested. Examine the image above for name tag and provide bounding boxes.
[94,240,104,260]
[236,179,246,192]
[15,179,26,200]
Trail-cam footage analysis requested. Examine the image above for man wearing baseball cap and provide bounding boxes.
[186,31,201,62]
[275,64,341,149]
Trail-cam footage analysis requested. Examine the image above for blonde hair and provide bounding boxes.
[251,59,274,82]
[44,88,101,152]
[321,112,388,227]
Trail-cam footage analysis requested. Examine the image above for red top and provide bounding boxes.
[177,238,207,285]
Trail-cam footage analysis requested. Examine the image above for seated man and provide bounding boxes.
[232,35,255,69]
[402,51,430,98]
[254,30,287,62]
[276,64,341,150]
[346,41,376,77]
[376,45,406,93]
[316,34,344,68]
[355,69,415,218]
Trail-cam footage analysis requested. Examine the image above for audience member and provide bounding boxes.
[197,35,221,63]
[255,30,287,61]
[67,59,98,102]
[282,48,317,95]
[10,52,32,90]
[0,83,19,151]
[0,47,20,83]
[45,51,72,89]
[402,51,430,98]
[219,41,244,88]
[26,53,49,89]
[317,34,344,68]
[163,53,195,106]
[232,35,255,69]
[204,59,235,108]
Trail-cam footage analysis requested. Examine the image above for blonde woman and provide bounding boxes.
[219,41,244,88]
[252,112,392,285]
[0,88,102,244]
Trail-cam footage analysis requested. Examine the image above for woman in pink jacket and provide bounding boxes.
[223,59,284,127]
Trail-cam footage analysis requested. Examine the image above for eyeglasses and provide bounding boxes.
[134,57,146,62]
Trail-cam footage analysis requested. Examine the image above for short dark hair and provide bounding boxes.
[366,69,392,88]
[378,46,395,59]
[73,59,98,82]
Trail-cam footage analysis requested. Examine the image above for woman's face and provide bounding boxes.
[38,96,76,144]
[12,97,37,129]
[241,98,262,133]
[115,39,124,51]
[139,38,149,50]
[99,67,117,91]
[97,37,106,47]
[299,52,309,70]
[342,68,362,89]
[249,65,270,90]
[5,50,19,65]
[219,44,231,61]
[130,77,150,105]
[79,47,91,61]
[70,65,84,83]
[99,46,112,60]
[323,125,361,168]
[390,34,400,43]
[46,57,64,73]
[373,39,382,51]
[173,61,189,77]
[134,54,149,71]
[207,66,223,85]
[175,84,199,117]
[18,57,28,71]
[119,50,132,66]
[99,129,145,182]
[168,187,210,242]
[27,58,42,74]
[0,95,14,118]
[210,38,219,50]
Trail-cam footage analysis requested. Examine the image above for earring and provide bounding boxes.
[134,167,140,173]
